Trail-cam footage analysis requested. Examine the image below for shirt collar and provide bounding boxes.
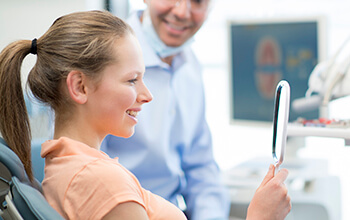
[41,137,111,160]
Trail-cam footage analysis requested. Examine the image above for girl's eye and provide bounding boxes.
[128,79,137,84]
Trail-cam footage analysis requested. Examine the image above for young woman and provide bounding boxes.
[0,10,187,220]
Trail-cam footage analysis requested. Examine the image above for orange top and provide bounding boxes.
[41,137,187,220]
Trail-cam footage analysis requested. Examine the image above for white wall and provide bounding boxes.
[0,0,87,48]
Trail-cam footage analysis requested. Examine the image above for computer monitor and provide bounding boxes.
[228,17,326,125]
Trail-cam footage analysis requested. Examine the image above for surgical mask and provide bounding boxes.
[141,10,194,58]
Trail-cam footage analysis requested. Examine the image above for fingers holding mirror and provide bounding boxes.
[247,166,291,220]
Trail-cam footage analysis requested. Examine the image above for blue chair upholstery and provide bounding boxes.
[30,140,45,183]
[0,138,64,220]
[0,138,40,190]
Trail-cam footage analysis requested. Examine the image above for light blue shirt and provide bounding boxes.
[101,11,230,220]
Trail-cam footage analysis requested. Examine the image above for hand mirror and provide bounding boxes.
[272,80,290,174]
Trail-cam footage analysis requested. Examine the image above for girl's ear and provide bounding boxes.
[66,70,88,104]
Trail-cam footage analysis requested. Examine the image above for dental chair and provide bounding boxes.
[0,137,63,220]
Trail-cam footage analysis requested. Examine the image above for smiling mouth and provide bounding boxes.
[166,22,187,31]
[126,110,138,117]
[163,17,191,32]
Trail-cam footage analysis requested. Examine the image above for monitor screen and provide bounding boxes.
[228,17,326,124]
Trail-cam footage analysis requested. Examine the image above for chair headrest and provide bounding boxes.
[0,138,31,185]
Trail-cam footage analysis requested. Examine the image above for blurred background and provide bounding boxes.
[1,0,349,219]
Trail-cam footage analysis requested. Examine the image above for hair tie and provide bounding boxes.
[30,38,37,55]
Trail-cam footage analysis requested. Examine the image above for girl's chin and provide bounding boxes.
[113,129,135,139]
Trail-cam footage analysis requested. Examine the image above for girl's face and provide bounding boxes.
[86,33,153,139]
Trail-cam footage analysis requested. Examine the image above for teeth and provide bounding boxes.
[126,110,138,117]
